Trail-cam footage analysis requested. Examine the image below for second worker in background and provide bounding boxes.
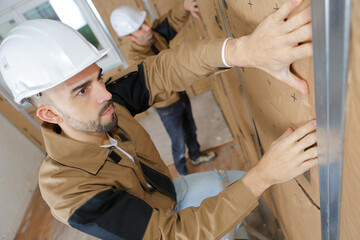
[110,0,215,175]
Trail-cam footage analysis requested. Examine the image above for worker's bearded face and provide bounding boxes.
[46,63,118,133]
[131,22,153,45]
[54,100,118,133]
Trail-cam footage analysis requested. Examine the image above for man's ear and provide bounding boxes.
[37,105,63,124]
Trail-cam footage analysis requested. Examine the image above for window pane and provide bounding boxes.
[23,0,102,50]
[0,19,17,45]
[23,2,60,21]
[78,24,100,49]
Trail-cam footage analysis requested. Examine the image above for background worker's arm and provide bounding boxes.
[151,0,197,41]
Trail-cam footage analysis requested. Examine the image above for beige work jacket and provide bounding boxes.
[39,39,258,240]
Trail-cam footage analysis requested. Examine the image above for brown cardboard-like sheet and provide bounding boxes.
[146,0,178,19]
[339,0,360,238]
[196,0,322,238]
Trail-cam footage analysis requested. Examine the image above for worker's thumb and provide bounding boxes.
[286,70,309,95]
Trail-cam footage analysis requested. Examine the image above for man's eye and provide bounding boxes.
[98,75,104,83]
[77,88,86,96]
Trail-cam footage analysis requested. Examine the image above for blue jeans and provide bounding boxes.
[173,170,247,239]
[157,92,201,175]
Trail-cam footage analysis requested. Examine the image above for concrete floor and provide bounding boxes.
[137,90,233,165]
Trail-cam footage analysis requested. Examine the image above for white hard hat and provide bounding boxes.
[110,6,147,37]
[0,19,109,104]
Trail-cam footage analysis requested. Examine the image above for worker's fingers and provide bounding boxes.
[282,7,311,33]
[286,23,312,45]
[193,12,201,21]
[189,2,201,20]
[290,42,313,62]
[295,131,317,151]
[276,127,294,143]
[298,146,318,163]
[289,120,317,143]
[273,0,303,22]
[300,157,318,173]
[280,69,309,94]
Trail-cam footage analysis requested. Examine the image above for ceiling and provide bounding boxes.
[0,0,27,13]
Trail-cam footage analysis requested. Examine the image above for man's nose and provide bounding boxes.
[95,81,112,104]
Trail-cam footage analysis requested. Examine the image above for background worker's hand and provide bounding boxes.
[184,0,201,21]
[242,120,318,199]
[225,0,312,94]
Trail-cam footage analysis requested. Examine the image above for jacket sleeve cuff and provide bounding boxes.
[223,179,259,216]
[206,39,231,69]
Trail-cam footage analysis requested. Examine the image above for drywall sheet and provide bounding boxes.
[0,114,43,239]
[339,0,360,238]
[0,95,45,152]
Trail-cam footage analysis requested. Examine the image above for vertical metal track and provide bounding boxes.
[84,0,128,69]
[311,0,351,239]
[142,0,156,21]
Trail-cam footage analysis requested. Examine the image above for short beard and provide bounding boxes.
[56,101,118,133]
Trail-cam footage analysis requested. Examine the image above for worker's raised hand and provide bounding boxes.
[225,0,312,94]
[242,120,318,198]
[184,0,201,21]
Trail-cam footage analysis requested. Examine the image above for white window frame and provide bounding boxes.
[14,0,125,72]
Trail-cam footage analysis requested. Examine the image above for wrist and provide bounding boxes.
[242,165,271,199]
[225,36,254,68]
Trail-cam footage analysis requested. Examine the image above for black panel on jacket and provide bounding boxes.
[106,63,150,116]
[68,189,153,240]
[108,151,122,164]
[150,43,160,55]
[153,18,177,43]
[139,161,177,202]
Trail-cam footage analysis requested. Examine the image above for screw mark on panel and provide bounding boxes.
[291,94,297,102]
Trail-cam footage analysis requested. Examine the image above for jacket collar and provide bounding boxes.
[41,122,110,175]
[131,40,155,54]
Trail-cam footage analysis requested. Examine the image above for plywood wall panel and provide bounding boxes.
[271,180,321,240]
[146,0,178,19]
[218,69,260,166]
[339,0,360,238]
[196,0,322,238]
[196,0,228,39]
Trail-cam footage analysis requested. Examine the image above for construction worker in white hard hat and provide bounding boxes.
[110,0,216,176]
[0,0,317,239]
